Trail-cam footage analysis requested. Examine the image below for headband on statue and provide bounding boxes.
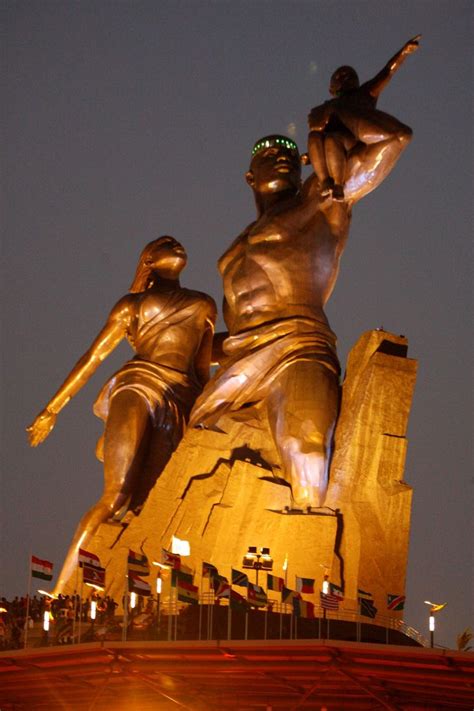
[251,135,299,158]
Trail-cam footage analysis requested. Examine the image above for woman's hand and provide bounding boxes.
[27,409,57,447]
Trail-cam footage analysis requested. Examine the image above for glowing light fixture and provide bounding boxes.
[156,577,162,594]
[130,592,137,609]
[171,536,190,556]
[90,600,97,620]
[42,611,50,632]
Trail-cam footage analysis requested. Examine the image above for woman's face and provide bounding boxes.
[146,236,187,276]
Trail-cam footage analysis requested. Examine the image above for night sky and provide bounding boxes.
[3,1,472,649]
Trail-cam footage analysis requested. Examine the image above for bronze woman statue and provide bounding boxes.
[28,236,216,591]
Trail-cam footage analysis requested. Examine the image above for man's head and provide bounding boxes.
[246,135,302,203]
[329,66,360,96]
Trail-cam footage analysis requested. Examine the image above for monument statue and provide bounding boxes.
[27,236,216,591]
[190,37,420,510]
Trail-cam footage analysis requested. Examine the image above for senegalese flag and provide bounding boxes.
[293,597,315,619]
[230,589,249,613]
[387,594,406,611]
[295,576,315,594]
[128,572,151,596]
[247,582,267,608]
[282,586,301,604]
[128,549,150,576]
[177,578,199,605]
[31,556,53,581]
[231,568,249,587]
[267,573,284,592]
[202,562,218,579]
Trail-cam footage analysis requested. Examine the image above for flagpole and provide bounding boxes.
[167,573,172,642]
[174,585,178,641]
[264,605,268,641]
[72,564,79,644]
[23,553,32,649]
[78,574,84,644]
[122,572,128,643]
[227,594,232,641]
[198,563,203,641]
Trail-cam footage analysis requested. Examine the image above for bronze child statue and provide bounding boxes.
[308,35,420,200]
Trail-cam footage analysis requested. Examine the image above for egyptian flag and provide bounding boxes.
[31,556,53,581]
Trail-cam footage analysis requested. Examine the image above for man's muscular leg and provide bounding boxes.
[266,361,339,508]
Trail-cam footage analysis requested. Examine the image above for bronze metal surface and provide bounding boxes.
[190,37,419,509]
[27,237,216,592]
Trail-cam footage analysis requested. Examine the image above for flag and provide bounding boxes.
[31,556,53,581]
[78,548,101,568]
[171,567,194,587]
[177,578,199,605]
[320,591,340,610]
[247,582,267,607]
[128,550,150,577]
[230,589,249,612]
[282,586,301,604]
[358,590,377,618]
[202,562,218,579]
[214,575,231,599]
[295,576,315,594]
[161,548,181,569]
[387,594,406,611]
[330,583,344,601]
[267,573,284,592]
[128,573,151,596]
[231,568,249,587]
[293,598,315,619]
[83,564,106,589]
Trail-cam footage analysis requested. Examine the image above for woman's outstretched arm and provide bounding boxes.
[27,295,133,446]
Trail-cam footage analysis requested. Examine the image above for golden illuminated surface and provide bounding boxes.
[60,329,416,623]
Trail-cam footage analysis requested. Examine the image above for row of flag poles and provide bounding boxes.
[25,552,407,643]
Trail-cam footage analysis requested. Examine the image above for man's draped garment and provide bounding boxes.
[189,317,340,429]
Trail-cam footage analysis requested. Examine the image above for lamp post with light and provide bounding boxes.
[424,600,447,648]
[242,546,273,586]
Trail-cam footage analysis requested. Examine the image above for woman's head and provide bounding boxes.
[129,236,187,293]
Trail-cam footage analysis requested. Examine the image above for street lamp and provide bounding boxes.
[424,600,447,648]
[242,546,273,585]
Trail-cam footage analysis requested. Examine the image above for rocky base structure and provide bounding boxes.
[62,329,417,623]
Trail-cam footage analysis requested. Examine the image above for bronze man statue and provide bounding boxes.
[28,236,216,592]
[190,37,419,509]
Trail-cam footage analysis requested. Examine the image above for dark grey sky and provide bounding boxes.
[3,1,472,648]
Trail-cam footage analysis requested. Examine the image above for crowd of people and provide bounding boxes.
[0,593,140,649]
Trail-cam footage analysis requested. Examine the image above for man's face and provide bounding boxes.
[246,145,301,196]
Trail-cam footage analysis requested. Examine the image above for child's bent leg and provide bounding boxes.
[308,131,333,196]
